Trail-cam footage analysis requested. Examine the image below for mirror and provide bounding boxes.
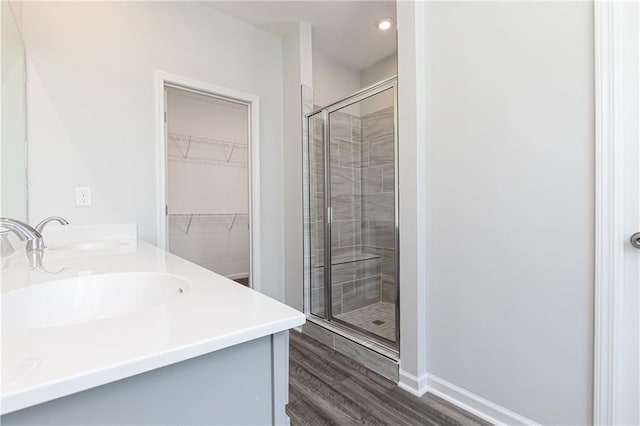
[1,1,27,221]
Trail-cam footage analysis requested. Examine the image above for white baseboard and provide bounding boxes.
[398,369,429,397]
[426,374,539,426]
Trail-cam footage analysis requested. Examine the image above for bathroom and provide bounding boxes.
[1,1,639,425]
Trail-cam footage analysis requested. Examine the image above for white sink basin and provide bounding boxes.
[2,272,189,328]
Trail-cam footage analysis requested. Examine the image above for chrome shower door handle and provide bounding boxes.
[631,232,640,249]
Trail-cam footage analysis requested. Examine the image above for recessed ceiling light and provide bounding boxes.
[376,18,393,31]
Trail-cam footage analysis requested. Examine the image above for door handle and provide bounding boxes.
[631,232,640,249]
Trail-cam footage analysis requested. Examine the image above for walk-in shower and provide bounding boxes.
[303,77,398,352]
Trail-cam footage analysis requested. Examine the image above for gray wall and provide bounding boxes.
[423,2,594,424]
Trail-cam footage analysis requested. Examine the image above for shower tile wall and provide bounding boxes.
[330,110,361,257]
[307,105,395,318]
[361,106,395,305]
[331,110,382,317]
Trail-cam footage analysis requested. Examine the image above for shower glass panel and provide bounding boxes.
[308,112,326,317]
[305,78,398,349]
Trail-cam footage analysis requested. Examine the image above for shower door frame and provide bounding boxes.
[306,76,400,352]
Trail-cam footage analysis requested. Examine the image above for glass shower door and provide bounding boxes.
[326,84,398,345]
[305,78,398,349]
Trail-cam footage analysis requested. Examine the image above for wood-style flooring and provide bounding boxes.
[233,277,250,287]
[287,331,491,426]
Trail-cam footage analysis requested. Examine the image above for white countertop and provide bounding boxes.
[0,239,305,415]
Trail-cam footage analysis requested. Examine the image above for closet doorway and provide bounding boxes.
[156,74,260,290]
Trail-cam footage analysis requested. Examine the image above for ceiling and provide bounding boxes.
[202,1,397,70]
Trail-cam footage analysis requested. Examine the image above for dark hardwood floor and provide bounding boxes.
[287,331,491,426]
[233,277,250,286]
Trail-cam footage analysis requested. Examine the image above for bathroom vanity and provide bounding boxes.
[0,227,305,425]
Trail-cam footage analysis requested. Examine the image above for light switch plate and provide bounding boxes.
[76,187,91,207]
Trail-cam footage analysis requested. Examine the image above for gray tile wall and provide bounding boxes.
[360,106,396,305]
[329,110,384,315]
[330,110,362,255]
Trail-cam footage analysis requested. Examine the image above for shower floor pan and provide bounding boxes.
[334,301,395,342]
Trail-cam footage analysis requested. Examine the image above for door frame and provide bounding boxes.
[322,77,400,349]
[154,71,261,292]
[594,1,639,424]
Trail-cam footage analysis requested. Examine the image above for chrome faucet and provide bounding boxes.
[0,230,15,257]
[0,218,44,251]
[35,216,69,234]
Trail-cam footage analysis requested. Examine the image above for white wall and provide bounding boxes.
[360,53,397,116]
[397,0,428,398]
[1,0,27,221]
[361,53,397,87]
[166,88,248,144]
[421,2,594,424]
[312,50,360,107]
[312,50,397,113]
[22,1,285,300]
[282,22,312,311]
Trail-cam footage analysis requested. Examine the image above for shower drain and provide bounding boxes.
[372,320,385,325]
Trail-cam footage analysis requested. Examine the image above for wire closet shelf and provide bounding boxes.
[168,212,248,234]
[167,132,248,168]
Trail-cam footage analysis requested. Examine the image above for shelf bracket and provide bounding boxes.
[185,214,194,234]
[227,214,238,232]
[226,145,235,164]
[184,136,193,160]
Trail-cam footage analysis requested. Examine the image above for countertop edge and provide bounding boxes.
[1,313,305,416]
